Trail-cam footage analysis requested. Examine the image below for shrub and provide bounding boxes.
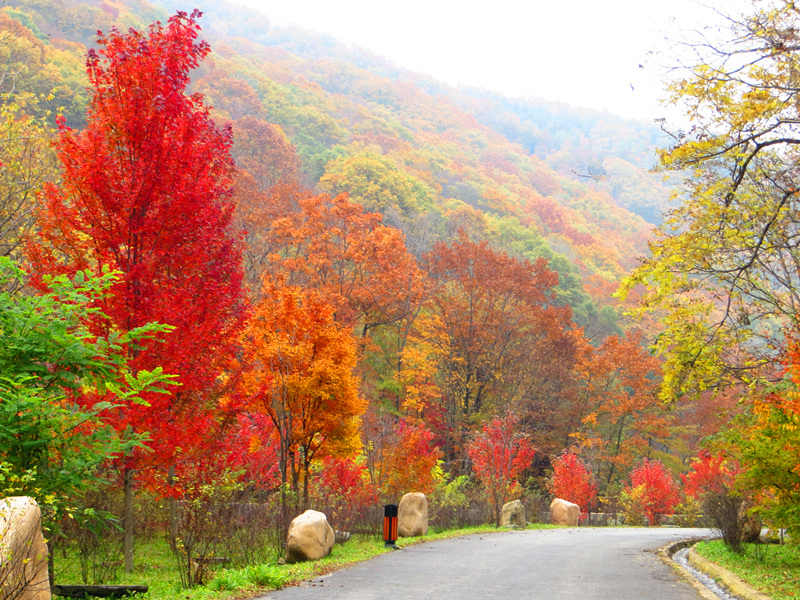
[623,459,679,526]
[467,414,535,527]
[682,451,750,553]
[549,451,598,513]
[311,456,378,534]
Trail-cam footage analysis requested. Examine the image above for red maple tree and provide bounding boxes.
[625,459,680,526]
[467,414,535,527]
[27,11,245,480]
[682,450,741,500]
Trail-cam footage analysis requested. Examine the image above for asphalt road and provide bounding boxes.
[257,527,715,600]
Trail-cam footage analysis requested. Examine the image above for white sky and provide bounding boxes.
[236,0,742,121]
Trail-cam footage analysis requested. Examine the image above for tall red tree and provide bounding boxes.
[27,10,244,505]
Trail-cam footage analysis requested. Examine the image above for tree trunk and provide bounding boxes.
[123,468,134,573]
[168,465,177,542]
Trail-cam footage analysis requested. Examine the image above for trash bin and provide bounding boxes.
[383,504,398,547]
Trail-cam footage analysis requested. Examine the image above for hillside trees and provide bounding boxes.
[318,149,437,219]
[0,2,700,539]
[25,11,245,567]
[425,231,573,464]
[249,188,425,335]
[0,12,68,267]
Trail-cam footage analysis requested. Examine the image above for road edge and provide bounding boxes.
[659,539,719,600]
[659,539,772,600]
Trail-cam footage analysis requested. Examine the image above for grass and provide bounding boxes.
[694,539,800,600]
[53,524,547,599]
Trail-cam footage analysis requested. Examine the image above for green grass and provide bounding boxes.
[54,524,548,599]
[694,539,800,600]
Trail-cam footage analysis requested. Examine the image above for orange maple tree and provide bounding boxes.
[572,331,667,490]
[425,230,570,463]
[366,416,443,499]
[265,191,425,334]
[238,279,366,508]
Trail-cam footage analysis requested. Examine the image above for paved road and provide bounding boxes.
[257,527,714,600]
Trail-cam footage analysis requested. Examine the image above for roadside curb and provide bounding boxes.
[686,547,771,600]
[659,539,718,600]
[660,539,772,600]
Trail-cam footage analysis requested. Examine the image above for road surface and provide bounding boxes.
[257,527,714,600]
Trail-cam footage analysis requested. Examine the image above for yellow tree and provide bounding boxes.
[0,13,63,267]
[239,279,366,509]
[622,0,800,399]
[619,0,800,539]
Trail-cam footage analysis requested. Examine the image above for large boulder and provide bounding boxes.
[500,500,525,528]
[398,492,428,537]
[0,496,51,600]
[285,510,335,563]
[550,498,580,526]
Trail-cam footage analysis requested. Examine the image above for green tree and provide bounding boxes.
[0,257,172,533]
[319,148,436,218]
[621,0,800,399]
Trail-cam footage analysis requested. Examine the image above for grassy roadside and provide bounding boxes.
[56,525,554,599]
[694,540,800,600]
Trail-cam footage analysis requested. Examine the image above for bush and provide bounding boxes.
[549,451,598,514]
[622,459,680,526]
[620,485,648,526]
[310,456,378,535]
[428,474,489,530]
[682,451,753,553]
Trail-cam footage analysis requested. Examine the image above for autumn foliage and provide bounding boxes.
[311,456,378,531]
[623,459,680,526]
[7,2,780,567]
[468,414,535,526]
[426,231,570,463]
[682,451,741,500]
[239,280,366,506]
[573,331,667,490]
[549,451,598,513]
[378,419,443,499]
[26,10,245,479]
